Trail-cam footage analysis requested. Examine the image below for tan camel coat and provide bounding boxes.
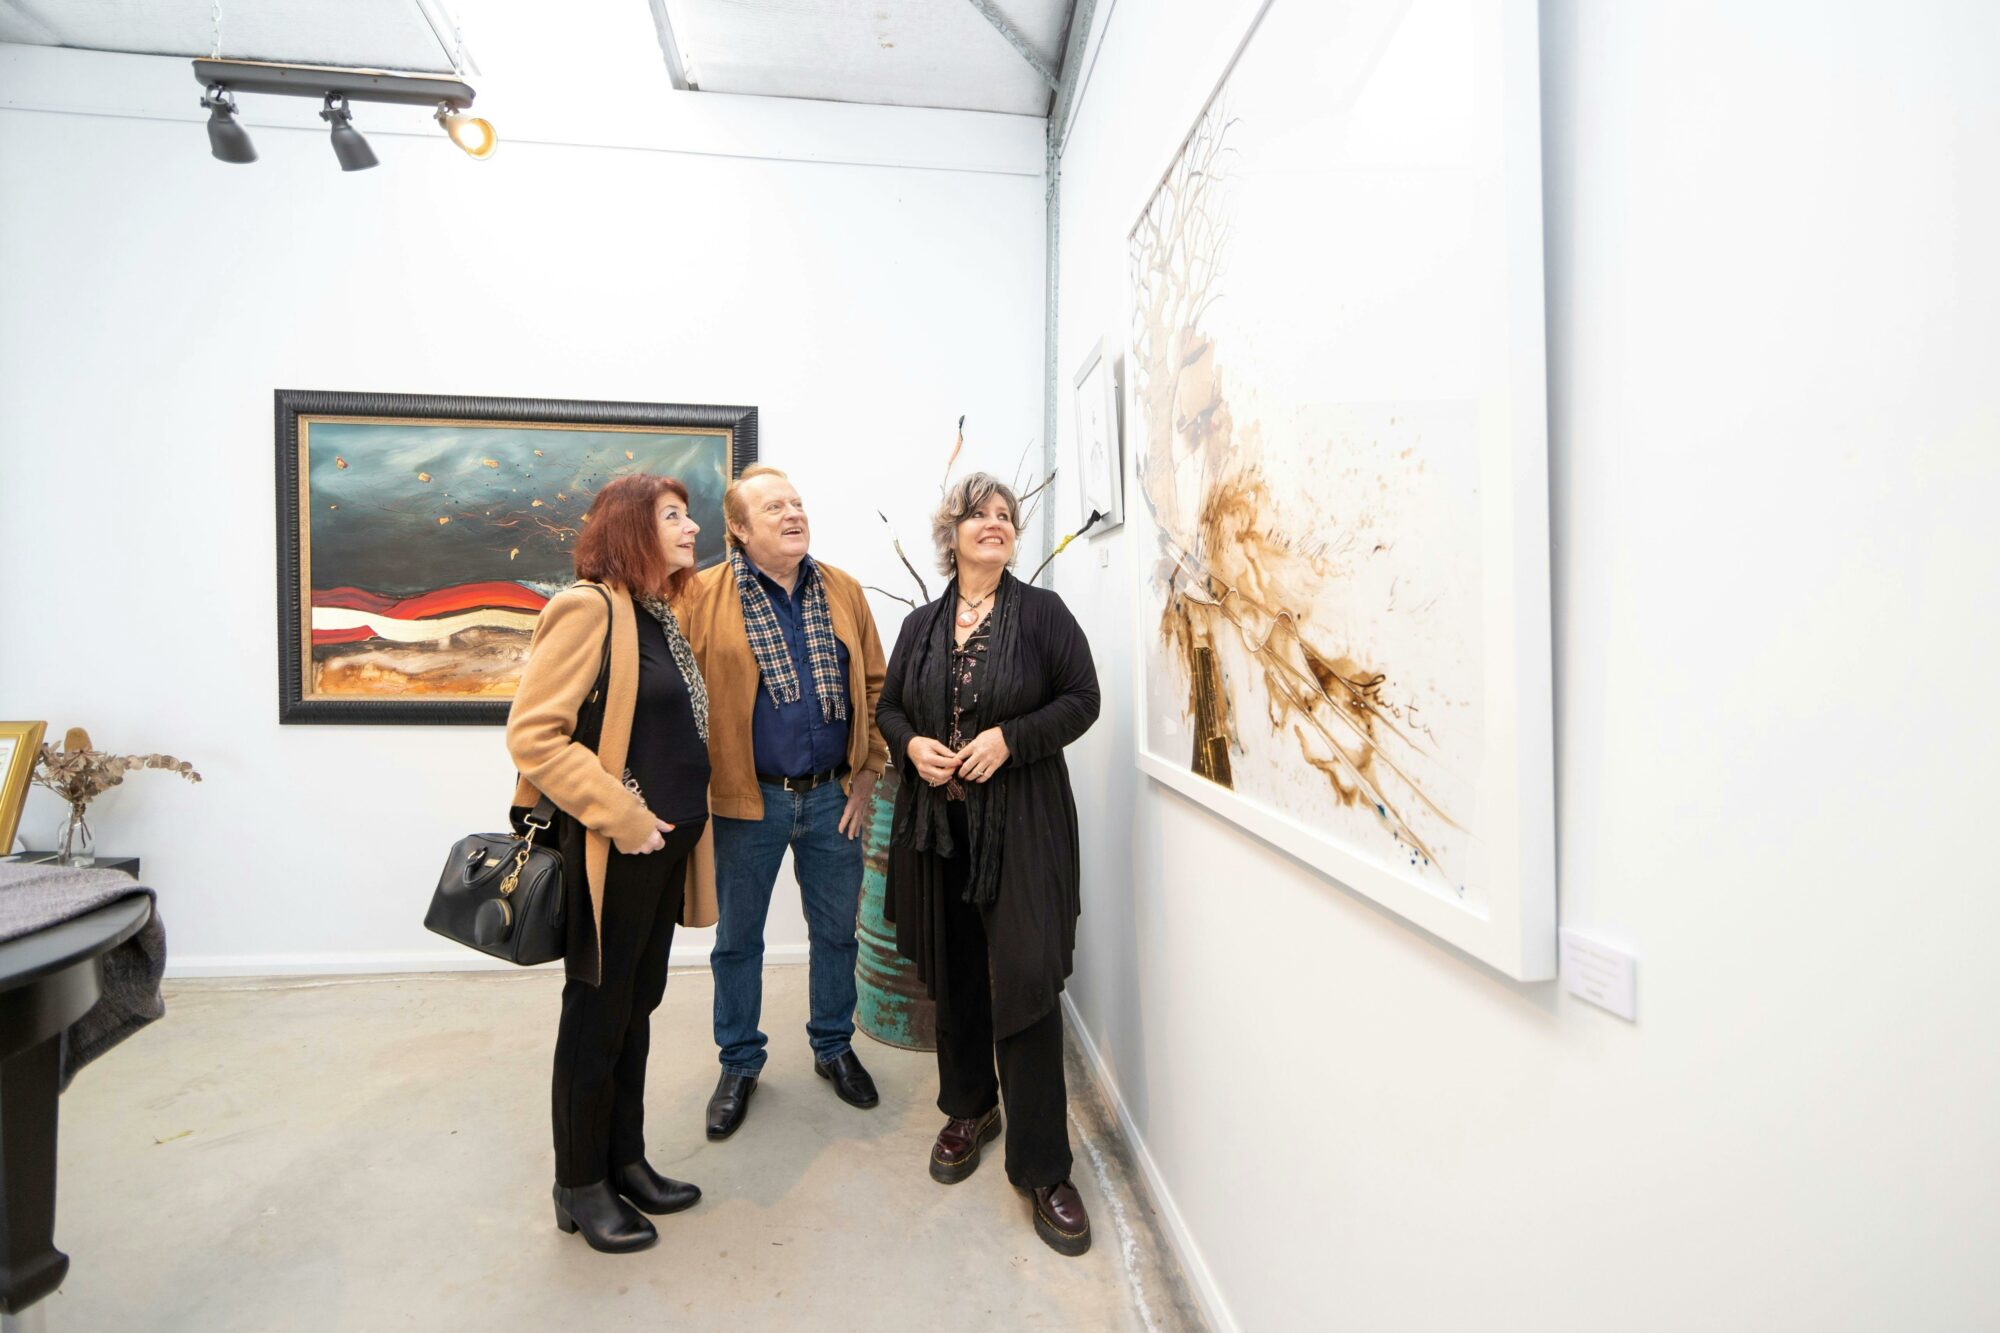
[506,583,718,985]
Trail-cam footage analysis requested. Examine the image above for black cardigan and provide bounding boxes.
[876,577,1100,1038]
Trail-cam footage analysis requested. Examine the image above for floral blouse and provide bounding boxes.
[944,615,994,802]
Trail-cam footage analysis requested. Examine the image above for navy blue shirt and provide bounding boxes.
[748,557,852,779]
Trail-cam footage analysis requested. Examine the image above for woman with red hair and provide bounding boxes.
[506,474,718,1254]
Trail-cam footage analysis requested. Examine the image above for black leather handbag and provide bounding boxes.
[423,585,613,966]
[424,798,570,965]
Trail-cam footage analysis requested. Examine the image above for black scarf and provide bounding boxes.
[891,571,1023,905]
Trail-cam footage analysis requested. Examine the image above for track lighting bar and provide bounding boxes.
[191,58,476,109]
[189,58,495,168]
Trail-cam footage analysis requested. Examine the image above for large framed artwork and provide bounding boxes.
[275,390,757,725]
[1127,0,1555,978]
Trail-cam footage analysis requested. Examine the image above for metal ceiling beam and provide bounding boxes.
[647,0,694,90]
[964,0,1058,91]
[1038,0,1100,585]
[412,0,473,76]
[1049,0,1100,151]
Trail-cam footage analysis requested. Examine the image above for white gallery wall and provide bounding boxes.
[0,34,1046,974]
[4,1,1998,1327]
[1050,1,2000,1330]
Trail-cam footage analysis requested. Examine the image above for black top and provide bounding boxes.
[944,615,994,804]
[878,577,1100,1038]
[626,610,711,827]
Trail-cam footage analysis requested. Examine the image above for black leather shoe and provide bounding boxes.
[552,1180,657,1254]
[612,1158,702,1216]
[706,1072,757,1140]
[814,1049,880,1108]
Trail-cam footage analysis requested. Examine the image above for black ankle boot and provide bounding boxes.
[612,1159,702,1216]
[553,1180,658,1253]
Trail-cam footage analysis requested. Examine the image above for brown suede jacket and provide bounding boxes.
[678,556,889,820]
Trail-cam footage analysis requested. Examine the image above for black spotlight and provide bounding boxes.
[320,94,378,172]
[201,86,256,164]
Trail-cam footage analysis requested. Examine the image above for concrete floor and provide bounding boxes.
[46,966,1207,1331]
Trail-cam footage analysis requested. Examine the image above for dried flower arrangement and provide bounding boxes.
[863,415,1099,609]
[30,727,201,864]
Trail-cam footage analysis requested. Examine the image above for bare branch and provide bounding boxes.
[1026,509,1104,584]
[876,508,931,602]
[1011,436,1035,496]
[940,414,965,497]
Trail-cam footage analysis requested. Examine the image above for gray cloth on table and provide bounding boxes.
[0,860,166,1090]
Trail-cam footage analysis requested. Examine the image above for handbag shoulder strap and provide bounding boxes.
[578,582,615,708]
[525,583,617,830]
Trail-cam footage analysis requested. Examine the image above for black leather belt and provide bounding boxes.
[756,764,849,793]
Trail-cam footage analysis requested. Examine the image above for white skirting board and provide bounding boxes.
[165,941,810,980]
[1061,993,1240,1333]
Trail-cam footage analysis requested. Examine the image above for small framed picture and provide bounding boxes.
[0,721,47,856]
[1071,339,1124,532]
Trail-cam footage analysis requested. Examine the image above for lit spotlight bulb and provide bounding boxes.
[436,105,498,160]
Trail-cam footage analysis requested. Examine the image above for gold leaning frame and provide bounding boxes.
[0,721,48,857]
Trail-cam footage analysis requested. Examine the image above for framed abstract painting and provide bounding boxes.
[275,389,757,725]
[1126,0,1556,978]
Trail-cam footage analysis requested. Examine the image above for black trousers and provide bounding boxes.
[934,803,1072,1190]
[551,821,701,1188]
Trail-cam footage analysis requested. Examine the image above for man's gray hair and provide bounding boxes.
[931,472,1023,576]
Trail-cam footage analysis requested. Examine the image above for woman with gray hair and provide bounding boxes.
[876,471,1102,1256]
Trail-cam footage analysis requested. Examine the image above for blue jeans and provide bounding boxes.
[710,779,862,1076]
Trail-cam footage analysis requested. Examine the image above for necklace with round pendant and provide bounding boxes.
[957,591,990,628]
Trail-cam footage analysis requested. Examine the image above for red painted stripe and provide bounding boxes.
[391,582,549,618]
[312,586,402,614]
[312,580,550,618]
[311,626,379,647]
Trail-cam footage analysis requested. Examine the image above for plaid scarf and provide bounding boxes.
[730,548,848,723]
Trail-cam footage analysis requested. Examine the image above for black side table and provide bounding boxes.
[3,855,140,880]
[0,894,153,1318]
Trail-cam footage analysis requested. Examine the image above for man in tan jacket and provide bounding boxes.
[678,464,890,1139]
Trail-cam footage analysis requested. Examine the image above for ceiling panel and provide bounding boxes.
[0,0,1082,119]
[664,0,1073,116]
[0,0,458,73]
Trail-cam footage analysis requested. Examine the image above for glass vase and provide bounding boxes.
[54,804,96,867]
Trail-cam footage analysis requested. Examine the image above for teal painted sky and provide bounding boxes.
[305,422,732,596]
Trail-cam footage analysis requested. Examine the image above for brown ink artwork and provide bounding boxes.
[1126,0,1556,977]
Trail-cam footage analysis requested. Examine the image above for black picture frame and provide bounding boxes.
[275,389,758,725]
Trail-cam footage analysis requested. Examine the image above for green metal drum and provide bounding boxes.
[853,766,937,1051]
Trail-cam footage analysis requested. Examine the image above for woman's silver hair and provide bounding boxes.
[931,471,1022,576]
